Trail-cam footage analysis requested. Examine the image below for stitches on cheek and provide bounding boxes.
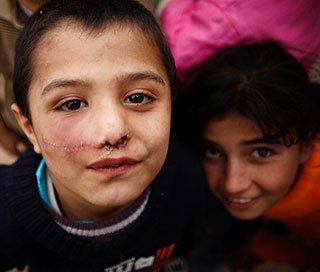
[42,138,99,154]
[41,136,130,158]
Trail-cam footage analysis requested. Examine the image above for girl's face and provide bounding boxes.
[201,112,313,220]
[13,23,171,221]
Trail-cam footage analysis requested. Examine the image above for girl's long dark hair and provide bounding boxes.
[173,41,320,146]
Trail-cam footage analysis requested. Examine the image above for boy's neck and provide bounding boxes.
[60,196,136,222]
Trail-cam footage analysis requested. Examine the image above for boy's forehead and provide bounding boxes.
[29,19,169,93]
[34,19,158,62]
[37,19,119,47]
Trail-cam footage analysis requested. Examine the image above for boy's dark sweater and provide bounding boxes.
[0,133,206,271]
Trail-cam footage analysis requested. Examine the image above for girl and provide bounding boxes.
[174,41,320,269]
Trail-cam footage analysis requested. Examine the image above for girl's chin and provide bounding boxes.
[223,200,264,220]
[228,210,261,220]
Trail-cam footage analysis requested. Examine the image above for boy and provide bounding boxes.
[0,0,206,271]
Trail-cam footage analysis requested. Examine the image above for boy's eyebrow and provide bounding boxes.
[117,71,165,86]
[41,71,166,96]
[41,79,90,96]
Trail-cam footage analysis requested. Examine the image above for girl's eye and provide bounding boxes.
[252,148,273,159]
[58,99,87,111]
[124,93,153,105]
[202,146,222,159]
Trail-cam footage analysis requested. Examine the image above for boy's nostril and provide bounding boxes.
[117,135,129,147]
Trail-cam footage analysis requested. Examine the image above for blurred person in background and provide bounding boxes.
[0,0,47,158]
[159,0,320,83]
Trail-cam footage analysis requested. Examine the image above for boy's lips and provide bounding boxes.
[88,157,139,176]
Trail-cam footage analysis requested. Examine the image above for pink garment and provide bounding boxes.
[160,0,320,81]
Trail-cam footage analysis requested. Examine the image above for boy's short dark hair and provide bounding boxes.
[14,0,176,120]
[174,41,320,146]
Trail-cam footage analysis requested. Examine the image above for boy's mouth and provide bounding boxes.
[89,157,138,168]
[88,157,139,176]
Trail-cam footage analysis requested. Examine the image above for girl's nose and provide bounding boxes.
[223,160,251,195]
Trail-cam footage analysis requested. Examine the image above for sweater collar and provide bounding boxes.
[35,159,151,238]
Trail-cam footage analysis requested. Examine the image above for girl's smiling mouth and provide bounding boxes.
[224,196,260,209]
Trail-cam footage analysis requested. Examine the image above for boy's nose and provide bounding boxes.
[223,161,251,195]
[94,103,131,148]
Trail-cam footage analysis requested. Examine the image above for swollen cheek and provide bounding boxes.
[44,120,87,148]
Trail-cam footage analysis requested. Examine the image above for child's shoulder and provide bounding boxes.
[0,146,42,219]
[155,131,206,203]
[164,132,205,182]
[0,146,42,260]
[167,131,203,166]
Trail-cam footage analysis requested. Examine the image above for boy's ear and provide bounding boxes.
[11,103,41,154]
[299,137,315,164]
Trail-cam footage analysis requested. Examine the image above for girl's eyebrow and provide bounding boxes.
[201,136,283,146]
[241,136,283,146]
[200,139,218,145]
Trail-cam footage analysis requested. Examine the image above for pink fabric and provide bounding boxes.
[160,0,320,81]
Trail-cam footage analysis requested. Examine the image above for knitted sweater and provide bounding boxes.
[251,139,320,268]
[0,133,206,272]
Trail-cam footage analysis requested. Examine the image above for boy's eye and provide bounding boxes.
[124,93,153,105]
[59,99,87,111]
[252,148,273,158]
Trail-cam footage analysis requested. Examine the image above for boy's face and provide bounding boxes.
[201,112,313,220]
[14,23,171,221]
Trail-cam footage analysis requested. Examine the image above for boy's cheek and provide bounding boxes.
[35,114,91,151]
